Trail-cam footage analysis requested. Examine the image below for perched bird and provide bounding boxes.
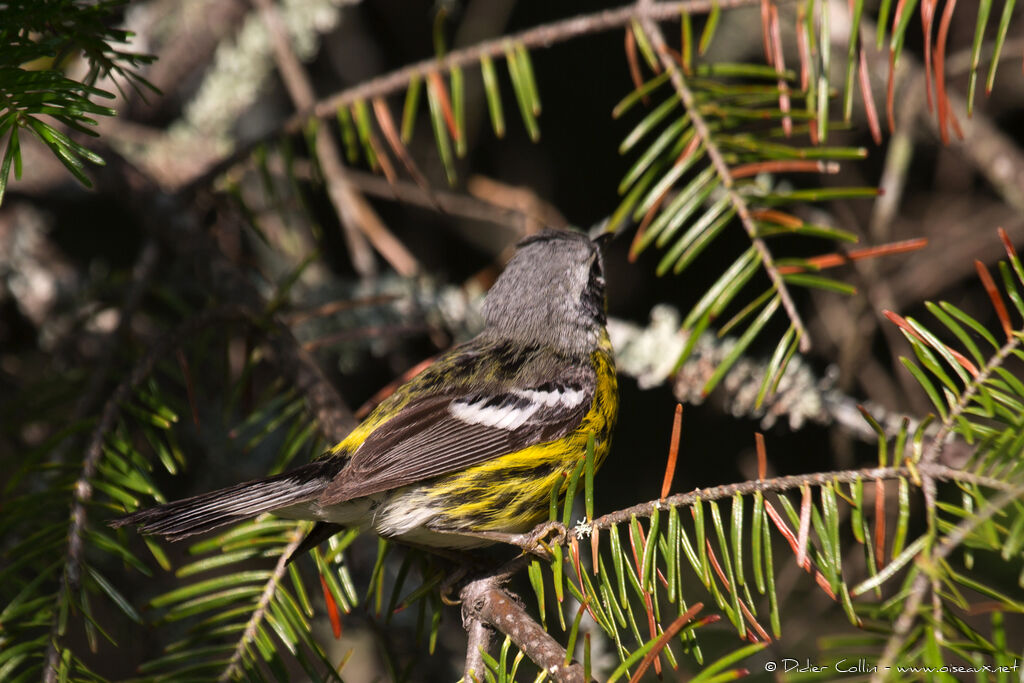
[113,229,618,557]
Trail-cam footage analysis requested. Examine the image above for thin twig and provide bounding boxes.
[257,157,544,231]
[637,11,810,351]
[180,0,777,195]
[589,463,1015,530]
[253,0,418,277]
[310,0,757,119]
[43,306,254,683]
[871,483,1024,680]
[920,335,1020,466]
[219,523,310,682]
[467,176,568,231]
[343,169,536,231]
[45,239,161,470]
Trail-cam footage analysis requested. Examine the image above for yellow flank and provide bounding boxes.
[421,338,618,533]
[325,330,619,535]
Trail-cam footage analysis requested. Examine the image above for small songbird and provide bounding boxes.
[113,228,618,558]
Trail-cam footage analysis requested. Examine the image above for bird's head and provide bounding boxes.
[481,229,607,355]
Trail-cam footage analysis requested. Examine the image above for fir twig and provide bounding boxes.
[322,169,537,232]
[919,320,1020,466]
[590,463,1015,530]
[43,306,253,683]
[218,524,310,682]
[873,483,1024,679]
[253,0,414,277]
[181,0,776,195]
[636,12,810,351]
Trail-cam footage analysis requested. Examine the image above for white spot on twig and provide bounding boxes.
[573,519,593,538]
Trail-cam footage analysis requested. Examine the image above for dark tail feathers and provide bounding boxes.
[285,521,345,565]
[111,461,338,541]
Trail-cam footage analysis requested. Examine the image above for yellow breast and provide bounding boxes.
[411,339,618,534]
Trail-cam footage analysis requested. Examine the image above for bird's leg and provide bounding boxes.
[512,520,568,559]
[438,521,568,560]
[441,565,470,605]
[385,539,488,605]
[392,522,570,604]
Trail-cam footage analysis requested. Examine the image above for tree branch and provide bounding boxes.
[589,462,1015,531]
[44,305,255,683]
[872,483,1024,680]
[219,523,311,682]
[461,577,586,683]
[637,10,810,352]
[253,0,417,277]
[462,615,492,683]
[180,0,777,195]
[451,444,1015,682]
[920,334,1020,467]
[308,0,756,119]
[342,169,535,232]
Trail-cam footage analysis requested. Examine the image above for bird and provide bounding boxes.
[112,228,618,559]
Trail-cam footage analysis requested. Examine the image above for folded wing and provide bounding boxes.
[319,379,593,504]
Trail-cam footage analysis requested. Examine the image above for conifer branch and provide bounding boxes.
[341,170,536,231]
[44,306,253,683]
[308,0,756,119]
[219,524,310,682]
[920,335,1020,466]
[589,463,1015,530]
[872,483,1024,679]
[181,0,778,194]
[463,615,493,683]
[253,0,408,277]
[636,11,810,352]
[46,151,359,608]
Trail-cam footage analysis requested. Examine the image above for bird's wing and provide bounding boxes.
[318,374,593,504]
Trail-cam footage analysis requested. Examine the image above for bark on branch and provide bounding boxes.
[461,576,586,683]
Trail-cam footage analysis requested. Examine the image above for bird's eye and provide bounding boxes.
[588,255,605,287]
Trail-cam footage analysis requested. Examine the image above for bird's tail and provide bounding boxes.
[110,461,338,540]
